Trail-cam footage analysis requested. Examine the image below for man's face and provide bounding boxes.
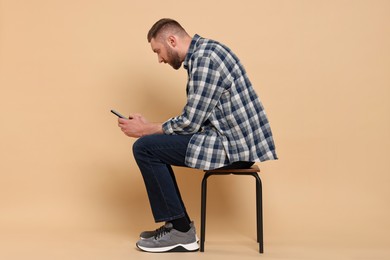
[150,38,182,70]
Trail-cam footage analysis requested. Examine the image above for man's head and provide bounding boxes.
[147,18,191,70]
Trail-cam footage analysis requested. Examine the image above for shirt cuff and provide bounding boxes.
[162,119,175,135]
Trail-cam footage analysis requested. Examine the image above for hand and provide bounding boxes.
[118,113,147,138]
[118,113,163,138]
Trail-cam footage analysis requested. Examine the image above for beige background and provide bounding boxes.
[1,0,389,259]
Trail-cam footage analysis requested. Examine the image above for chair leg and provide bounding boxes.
[253,173,264,253]
[200,172,209,252]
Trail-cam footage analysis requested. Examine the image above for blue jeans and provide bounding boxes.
[132,134,253,223]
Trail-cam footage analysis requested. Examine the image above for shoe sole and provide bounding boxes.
[136,241,199,253]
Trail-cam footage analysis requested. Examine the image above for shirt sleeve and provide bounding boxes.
[163,56,224,135]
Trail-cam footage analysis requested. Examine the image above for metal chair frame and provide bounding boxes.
[200,165,263,253]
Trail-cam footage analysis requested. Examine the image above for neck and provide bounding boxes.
[179,34,193,63]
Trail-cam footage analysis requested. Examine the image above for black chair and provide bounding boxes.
[200,165,263,253]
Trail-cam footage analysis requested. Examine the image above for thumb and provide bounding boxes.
[129,113,142,119]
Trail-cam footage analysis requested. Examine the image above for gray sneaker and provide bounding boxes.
[136,222,199,253]
[140,221,198,240]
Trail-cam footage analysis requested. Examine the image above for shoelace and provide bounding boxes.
[154,225,165,234]
[154,225,172,240]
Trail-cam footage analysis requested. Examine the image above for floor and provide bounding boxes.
[1,229,389,260]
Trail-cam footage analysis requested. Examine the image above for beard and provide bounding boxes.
[166,46,182,70]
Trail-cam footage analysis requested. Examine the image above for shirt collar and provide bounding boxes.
[183,34,201,70]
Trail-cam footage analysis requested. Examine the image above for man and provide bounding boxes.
[117,18,277,253]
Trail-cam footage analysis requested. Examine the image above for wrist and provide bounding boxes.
[143,122,163,136]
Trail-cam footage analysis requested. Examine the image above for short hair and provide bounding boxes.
[147,18,187,42]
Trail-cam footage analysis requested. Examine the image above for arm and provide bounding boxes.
[163,57,224,134]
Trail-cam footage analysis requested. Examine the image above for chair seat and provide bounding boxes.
[204,165,260,173]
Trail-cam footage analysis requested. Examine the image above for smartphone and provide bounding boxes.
[111,109,127,119]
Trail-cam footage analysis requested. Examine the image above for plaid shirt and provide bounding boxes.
[162,34,277,170]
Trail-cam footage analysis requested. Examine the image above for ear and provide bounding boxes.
[166,35,177,48]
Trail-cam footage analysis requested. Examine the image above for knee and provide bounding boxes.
[132,136,148,158]
[133,135,159,159]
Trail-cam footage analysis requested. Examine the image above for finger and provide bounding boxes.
[118,118,129,125]
[130,113,143,118]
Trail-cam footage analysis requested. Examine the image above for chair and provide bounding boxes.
[200,165,263,253]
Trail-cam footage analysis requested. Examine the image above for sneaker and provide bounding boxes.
[140,221,198,241]
[136,222,199,253]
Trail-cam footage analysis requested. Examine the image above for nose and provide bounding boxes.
[158,55,164,63]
